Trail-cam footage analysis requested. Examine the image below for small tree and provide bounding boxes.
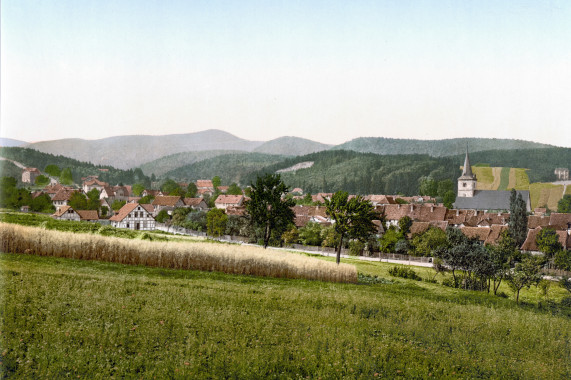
[410,226,447,257]
[60,168,74,185]
[212,176,221,189]
[507,256,542,304]
[69,192,88,210]
[35,175,50,187]
[536,228,563,259]
[155,209,170,223]
[245,174,295,248]
[86,188,101,210]
[206,208,228,237]
[186,183,198,198]
[324,191,376,264]
[298,222,324,246]
[111,200,126,211]
[397,216,412,239]
[488,230,519,295]
[44,164,61,177]
[508,189,528,247]
[227,183,242,195]
[132,183,145,197]
[557,194,571,213]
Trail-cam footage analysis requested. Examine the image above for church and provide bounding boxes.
[453,148,531,212]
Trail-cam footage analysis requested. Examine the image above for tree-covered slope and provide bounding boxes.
[163,153,286,185]
[253,136,332,156]
[138,150,244,177]
[244,150,459,195]
[0,147,149,186]
[332,137,554,157]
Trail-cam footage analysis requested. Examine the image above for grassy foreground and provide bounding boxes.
[1,253,570,379]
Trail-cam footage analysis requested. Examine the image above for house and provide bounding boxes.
[382,204,447,227]
[364,195,396,206]
[521,226,569,252]
[196,180,214,192]
[292,205,331,227]
[52,205,80,221]
[184,198,209,211]
[52,206,98,222]
[109,203,156,230]
[82,178,109,193]
[217,186,229,193]
[549,213,571,230]
[43,184,74,199]
[141,189,163,197]
[52,189,79,211]
[290,188,303,195]
[554,168,569,181]
[22,168,41,183]
[453,148,531,211]
[151,196,185,215]
[215,195,244,210]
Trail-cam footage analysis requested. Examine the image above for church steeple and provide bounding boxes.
[461,145,474,178]
[458,144,477,198]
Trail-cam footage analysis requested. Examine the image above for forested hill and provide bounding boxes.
[0,147,150,186]
[138,150,244,177]
[163,153,286,185]
[465,147,571,183]
[332,137,554,157]
[253,136,332,156]
[243,150,459,195]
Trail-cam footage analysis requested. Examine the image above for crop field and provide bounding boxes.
[1,252,570,379]
[513,168,530,190]
[529,183,565,210]
[497,167,510,190]
[566,185,571,195]
[473,166,495,190]
[0,223,356,284]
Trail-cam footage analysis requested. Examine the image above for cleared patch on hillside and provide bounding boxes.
[497,167,510,190]
[529,183,564,210]
[276,161,314,173]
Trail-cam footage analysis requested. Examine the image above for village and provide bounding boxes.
[18,150,571,257]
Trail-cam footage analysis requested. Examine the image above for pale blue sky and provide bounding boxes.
[2,1,570,146]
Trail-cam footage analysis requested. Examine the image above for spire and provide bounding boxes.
[461,144,474,178]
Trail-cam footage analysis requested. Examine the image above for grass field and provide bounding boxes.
[529,183,565,210]
[1,252,570,379]
[566,185,571,195]
[513,168,530,190]
[497,167,510,190]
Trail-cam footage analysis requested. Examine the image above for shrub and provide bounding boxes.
[388,266,421,281]
[442,277,458,288]
[348,240,365,256]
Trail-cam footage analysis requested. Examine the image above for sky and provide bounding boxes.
[1,0,570,147]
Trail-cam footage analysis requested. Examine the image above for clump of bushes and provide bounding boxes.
[388,266,421,281]
[358,273,393,285]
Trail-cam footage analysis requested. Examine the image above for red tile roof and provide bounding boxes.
[52,205,73,217]
[52,189,77,202]
[549,213,571,229]
[460,227,492,242]
[76,210,99,221]
[521,227,569,251]
[527,215,551,229]
[215,195,244,205]
[196,180,214,188]
[484,225,508,246]
[152,196,183,207]
[184,198,207,207]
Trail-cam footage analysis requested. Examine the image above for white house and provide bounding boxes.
[109,203,156,230]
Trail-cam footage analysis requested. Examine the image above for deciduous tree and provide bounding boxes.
[246,174,295,248]
[324,191,376,264]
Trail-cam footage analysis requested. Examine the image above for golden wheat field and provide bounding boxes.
[0,223,357,283]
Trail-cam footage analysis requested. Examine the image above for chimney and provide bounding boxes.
[430,205,434,212]
[410,205,414,212]
[456,209,459,216]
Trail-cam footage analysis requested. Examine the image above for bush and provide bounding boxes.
[388,266,421,281]
[358,273,393,285]
[442,277,458,288]
[348,240,365,256]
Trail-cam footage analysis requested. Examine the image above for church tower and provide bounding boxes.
[458,146,477,197]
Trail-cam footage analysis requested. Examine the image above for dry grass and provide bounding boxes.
[0,223,357,283]
[474,167,495,190]
[529,183,564,210]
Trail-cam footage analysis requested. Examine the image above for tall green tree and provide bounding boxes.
[86,188,101,210]
[508,189,528,248]
[212,176,221,189]
[206,208,228,237]
[186,183,198,198]
[536,228,563,258]
[245,174,295,249]
[161,179,181,196]
[69,192,88,210]
[557,194,571,213]
[324,191,376,264]
[44,164,61,177]
[132,183,145,197]
[35,175,50,187]
[227,183,242,195]
[60,168,73,185]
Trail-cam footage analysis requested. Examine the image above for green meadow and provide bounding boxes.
[1,251,570,379]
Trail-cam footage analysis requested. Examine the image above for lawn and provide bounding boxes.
[1,252,570,379]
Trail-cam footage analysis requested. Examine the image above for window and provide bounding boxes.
[462,183,466,187]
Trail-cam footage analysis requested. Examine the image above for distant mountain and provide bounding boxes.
[138,150,244,177]
[26,130,263,170]
[0,138,28,147]
[253,136,331,156]
[331,137,554,157]
[163,152,286,185]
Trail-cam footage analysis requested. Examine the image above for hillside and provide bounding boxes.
[333,137,554,157]
[163,152,286,185]
[1,251,569,378]
[253,136,332,156]
[138,150,244,177]
[26,129,263,170]
[0,138,28,147]
[244,150,459,195]
[0,147,149,186]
